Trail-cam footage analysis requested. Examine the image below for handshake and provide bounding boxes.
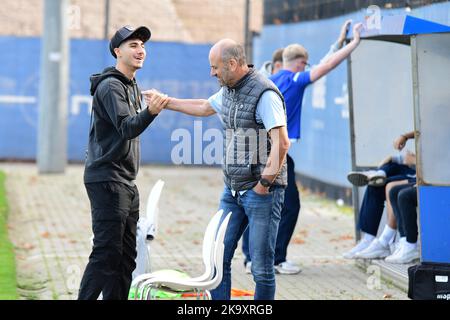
[142,89,170,116]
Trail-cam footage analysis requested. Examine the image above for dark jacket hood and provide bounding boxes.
[90,67,133,96]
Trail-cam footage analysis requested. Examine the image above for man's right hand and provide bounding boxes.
[143,89,169,115]
[253,182,270,195]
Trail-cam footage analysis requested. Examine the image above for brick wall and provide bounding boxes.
[0,0,262,44]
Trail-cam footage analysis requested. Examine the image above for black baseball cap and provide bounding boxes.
[109,25,151,58]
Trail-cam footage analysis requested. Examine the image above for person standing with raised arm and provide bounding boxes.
[242,21,363,275]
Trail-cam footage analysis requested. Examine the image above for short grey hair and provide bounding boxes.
[221,44,246,66]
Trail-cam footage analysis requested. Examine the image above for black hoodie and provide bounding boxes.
[83,67,157,186]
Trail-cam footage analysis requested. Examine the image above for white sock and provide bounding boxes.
[379,225,396,247]
[399,237,407,244]
[362,233,375,243]
[395,237,407,252]
[404,241,418,251]
[375,170,387,177]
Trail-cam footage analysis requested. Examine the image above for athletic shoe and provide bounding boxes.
[386,239,406,262]
[347,170,386,187]
[386,245,419,264]
[274,261,302,275]
[342,239,373,259]
[355,238,391,259]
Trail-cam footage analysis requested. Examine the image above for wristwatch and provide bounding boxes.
[259,178,272,188]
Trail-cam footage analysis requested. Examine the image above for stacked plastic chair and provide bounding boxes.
[131,210,232,300]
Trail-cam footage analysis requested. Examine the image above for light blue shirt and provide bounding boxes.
[208,87,286,195]
[208,88,286,132]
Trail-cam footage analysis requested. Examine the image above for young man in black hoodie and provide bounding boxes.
[78,25,169,300]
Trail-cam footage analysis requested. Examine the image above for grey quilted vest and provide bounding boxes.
[221,68,288,191]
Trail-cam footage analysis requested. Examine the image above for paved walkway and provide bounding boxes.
[1,163,407,300]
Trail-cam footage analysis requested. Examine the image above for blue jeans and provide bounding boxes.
[242,154,300,265]
[211,185,285,300]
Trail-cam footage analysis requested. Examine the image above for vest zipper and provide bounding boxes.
[226,89,236,177]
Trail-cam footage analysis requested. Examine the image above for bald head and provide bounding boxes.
[211,38,246,66]
[209,38,249,87]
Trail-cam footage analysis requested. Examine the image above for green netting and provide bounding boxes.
[128,269,190,300]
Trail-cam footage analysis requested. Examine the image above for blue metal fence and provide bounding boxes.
[0,38,222,164]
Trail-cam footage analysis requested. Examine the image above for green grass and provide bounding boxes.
[0,171,18,300]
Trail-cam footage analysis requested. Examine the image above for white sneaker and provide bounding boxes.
[386,246,420,264]
[274,261,302,275]
[355,238,391,259]
[342,239,373,259]
[389,242,400,256]
[347,170,386,187]
[385,239,407,262]
[245,261,252,274]
[385,251,400,263]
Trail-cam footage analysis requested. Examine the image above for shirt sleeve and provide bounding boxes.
[255,90,286,131]
[207,88,223,114]
[293,71,312,87]
[99,79,157,140]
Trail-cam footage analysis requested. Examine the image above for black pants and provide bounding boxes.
[274,154,301,265]
[78,181,139,300]
[398,185,418,243]
[389,183,418,242]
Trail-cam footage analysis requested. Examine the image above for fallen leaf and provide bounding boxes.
[292,237,305,244]
[166,228,183,235]
[29,176,38,184]
[21,243,35,250]
[298,230,309,237]
[176,220,192,225]
[330,234,354,242]
[40,231,50,238]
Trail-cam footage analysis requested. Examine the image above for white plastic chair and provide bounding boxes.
[135,211,232,300]
[131,209,223,296]
[144,179,165,240]
[132,179,165,279]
